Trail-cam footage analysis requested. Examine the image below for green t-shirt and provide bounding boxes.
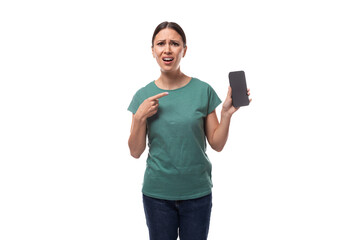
[128,77,222,200]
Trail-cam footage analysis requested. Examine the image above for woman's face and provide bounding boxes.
[152,28,187,73]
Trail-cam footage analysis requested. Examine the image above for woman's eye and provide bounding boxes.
[156,42,179,46]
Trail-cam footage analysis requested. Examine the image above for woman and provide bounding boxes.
[128,21,251,240]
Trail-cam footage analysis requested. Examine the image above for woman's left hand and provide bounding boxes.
[221,87,251,117]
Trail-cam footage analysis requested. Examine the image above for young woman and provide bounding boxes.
[128,21,251,240]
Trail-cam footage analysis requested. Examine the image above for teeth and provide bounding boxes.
[163,58,173,61]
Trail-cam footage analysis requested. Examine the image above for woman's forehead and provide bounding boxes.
[154,28,182,41]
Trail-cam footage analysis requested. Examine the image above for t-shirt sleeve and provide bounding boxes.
[128,89,143,114]
[207,85,222,115]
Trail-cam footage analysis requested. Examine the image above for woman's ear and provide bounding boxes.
[182,46,187,58]
[151,46,155,58]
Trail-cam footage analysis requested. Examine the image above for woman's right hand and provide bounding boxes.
[129,92,168,158]
[134,92,169,121]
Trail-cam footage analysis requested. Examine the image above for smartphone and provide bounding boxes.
[229,71,249,108]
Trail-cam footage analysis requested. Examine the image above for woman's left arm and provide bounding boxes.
[205,87,251,152]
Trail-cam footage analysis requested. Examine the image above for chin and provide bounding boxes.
[161,66,179,73]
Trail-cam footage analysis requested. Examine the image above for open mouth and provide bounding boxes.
[162,57,174,64]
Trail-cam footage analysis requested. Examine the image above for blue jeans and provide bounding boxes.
[143,193,212,240]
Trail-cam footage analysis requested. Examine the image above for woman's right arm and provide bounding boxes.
[128,92,169,158]
[128,114,147,158]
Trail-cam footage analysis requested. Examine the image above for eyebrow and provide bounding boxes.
[156,39,180,43]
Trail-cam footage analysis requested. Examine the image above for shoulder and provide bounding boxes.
[132,81,156,98]
[190,77,214,90]
[190,77,217,94]
[136,81,154,93]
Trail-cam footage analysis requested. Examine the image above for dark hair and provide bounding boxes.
[151,21,187,48]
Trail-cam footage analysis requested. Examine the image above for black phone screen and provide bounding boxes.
[229,71,249,108]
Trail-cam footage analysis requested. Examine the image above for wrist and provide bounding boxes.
[134,113,147,124]
[221,108,233,120]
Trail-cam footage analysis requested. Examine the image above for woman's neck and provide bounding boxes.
[156,70,191,90]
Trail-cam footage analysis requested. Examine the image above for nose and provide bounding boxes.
[164,43,172,53]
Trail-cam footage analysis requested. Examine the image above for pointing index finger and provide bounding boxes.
[149,92,169,100]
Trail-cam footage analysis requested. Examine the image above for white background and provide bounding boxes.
[1,0,359,239]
